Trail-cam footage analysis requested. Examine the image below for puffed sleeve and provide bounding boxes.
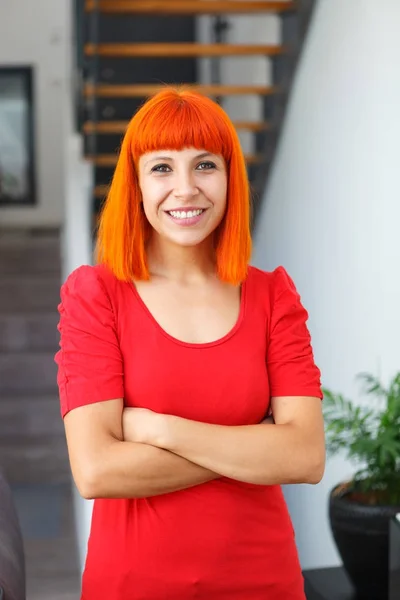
[267,267,322,399]
[54,265,124,418]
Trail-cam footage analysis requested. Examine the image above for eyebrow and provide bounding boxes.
[144,152,216,167]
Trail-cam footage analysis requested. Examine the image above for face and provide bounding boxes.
[138,147,228,248]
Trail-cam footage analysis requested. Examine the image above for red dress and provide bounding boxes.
[55,264,322,600]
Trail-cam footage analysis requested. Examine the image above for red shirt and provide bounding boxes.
[55,264,322,600]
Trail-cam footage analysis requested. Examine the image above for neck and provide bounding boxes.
[146,234,216,283]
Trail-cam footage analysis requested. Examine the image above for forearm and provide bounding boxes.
[153,417,325,486]
[84,439,219,499]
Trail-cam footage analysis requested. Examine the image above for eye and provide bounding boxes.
[196,161,217,171]
[151,164,171,173]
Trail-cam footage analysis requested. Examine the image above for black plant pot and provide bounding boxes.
[329,482,400,599]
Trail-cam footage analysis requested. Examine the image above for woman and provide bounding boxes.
[55,87,325,600]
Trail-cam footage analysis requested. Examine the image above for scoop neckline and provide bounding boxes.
[129,277,248,349]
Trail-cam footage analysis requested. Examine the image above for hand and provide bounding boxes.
[122,407,163,445]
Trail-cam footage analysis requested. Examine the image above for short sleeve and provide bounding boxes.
[267,267,322,399]
[54,265,124,418]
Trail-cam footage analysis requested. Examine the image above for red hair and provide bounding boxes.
[96,87,252,285]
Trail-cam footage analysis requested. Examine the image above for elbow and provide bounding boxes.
[303,449,326,485]
[78,479,98,501]
[71,438,123,499]
[73,463,103,500]
[75,475,98,500]
[304,464,325,485]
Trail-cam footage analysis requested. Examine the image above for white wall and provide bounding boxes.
[253,0,400,569]
[62,132,93,571]
[0,0,73,227]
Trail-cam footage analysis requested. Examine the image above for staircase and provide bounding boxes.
[77,0,315,226]
[0,229,82,599]
[0,229,69,485]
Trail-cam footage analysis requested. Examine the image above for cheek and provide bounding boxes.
[140,191,158,228]
[216,180,228,214]
[140,182,163,215]
[142,202,161,232]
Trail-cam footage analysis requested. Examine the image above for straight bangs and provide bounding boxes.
[96,87,252,286]
[129,91,234,165]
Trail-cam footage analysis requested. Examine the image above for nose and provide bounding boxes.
[172,168,199,200]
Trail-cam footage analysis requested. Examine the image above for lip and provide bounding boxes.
[165,208,207,227]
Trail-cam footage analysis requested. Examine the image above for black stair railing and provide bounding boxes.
[211,15,230,104]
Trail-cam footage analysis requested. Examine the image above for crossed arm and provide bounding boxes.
[64,396,325,500]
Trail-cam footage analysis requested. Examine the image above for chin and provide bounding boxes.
[164,231,212,248]
[170,236,210,248]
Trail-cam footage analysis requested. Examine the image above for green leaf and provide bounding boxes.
[323,371,400,500]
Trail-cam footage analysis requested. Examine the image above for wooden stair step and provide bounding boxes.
[0,275,61,313]
[90,154,263,169]
[84,121,130,134]
[0,351,58,394]
[0,431,70,485]
[0,395,64,438]
[84,120,271,134]
[0,312,59,353]
[85,43,286,58]
[95,185,111,198]
[84,83,277,98]
[85,1,296,15]
[0,234,61,275]
[234,121,272,132]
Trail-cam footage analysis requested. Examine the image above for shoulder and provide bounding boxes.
[246,265,304,320]
[61,264,123,300]
[62,264,100,291]
[247,265,299,299]
[59,264,127,324]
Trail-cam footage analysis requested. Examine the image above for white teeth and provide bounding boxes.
[169,209,203,219]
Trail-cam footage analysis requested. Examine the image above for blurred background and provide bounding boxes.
[0,1,399,599]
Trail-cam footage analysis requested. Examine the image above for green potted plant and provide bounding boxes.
[323,372,400,599]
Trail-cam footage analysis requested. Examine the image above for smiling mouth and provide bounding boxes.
[166,208,205,220]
